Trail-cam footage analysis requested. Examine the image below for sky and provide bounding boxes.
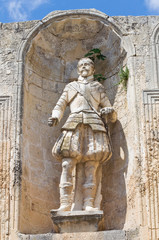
[0,0,159,23]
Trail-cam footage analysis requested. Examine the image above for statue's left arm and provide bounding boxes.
[99,86,117,123]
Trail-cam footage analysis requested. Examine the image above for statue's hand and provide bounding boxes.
[100,107,114,115]
[48,117,58,127]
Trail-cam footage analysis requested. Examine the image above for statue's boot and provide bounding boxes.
[83,161,99,211]
[57,183,73,211]
[83,183,98,211]
[56,158,75,211]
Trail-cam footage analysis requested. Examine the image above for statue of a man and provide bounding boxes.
[48,57,116,211]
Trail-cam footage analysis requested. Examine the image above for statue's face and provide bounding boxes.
[77,59,94,77]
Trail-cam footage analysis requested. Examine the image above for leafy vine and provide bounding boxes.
[84,48,106,82]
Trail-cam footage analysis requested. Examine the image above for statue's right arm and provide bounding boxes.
[48,88,68,127]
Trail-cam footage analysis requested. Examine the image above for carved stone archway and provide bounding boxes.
[14,9,135,237]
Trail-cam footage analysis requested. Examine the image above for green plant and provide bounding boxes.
[94,74,106,82]
[84,48,106,82]
[117,66,129,90]
[84,48,106,62]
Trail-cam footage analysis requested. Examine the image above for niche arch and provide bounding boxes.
[151,23,159,88]
[17,9,133,234]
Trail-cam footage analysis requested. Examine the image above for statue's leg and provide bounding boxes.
[83,160,99,211]
[58,158,75,211]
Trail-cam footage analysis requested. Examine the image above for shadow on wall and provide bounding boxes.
[102,120,128,230]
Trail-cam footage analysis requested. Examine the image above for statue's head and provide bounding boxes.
[77,57,95,77]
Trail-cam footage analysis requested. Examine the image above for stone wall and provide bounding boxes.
[0,9,159,240]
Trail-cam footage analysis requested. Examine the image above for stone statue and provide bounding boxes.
[48,57,116,212]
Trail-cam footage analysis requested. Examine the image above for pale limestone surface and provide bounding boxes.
[0,9,159,240]
[18,230,126,240]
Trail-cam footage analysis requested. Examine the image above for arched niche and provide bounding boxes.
[151,23,159,88]
[19,10,129,234]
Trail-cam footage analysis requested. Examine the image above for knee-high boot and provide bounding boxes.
[57,182,73,211]
[83,183,98,211]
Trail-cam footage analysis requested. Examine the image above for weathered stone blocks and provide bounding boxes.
[0,9,159,240]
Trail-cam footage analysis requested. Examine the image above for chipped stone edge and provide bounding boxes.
[17,230,127,240]
[42,9,109,22]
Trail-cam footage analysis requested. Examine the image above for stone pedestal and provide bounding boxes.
[50,210,104,233]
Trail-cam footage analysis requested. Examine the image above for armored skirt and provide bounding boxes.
[52,123,112,163]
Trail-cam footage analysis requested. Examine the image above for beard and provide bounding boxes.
[81,70,89,77]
